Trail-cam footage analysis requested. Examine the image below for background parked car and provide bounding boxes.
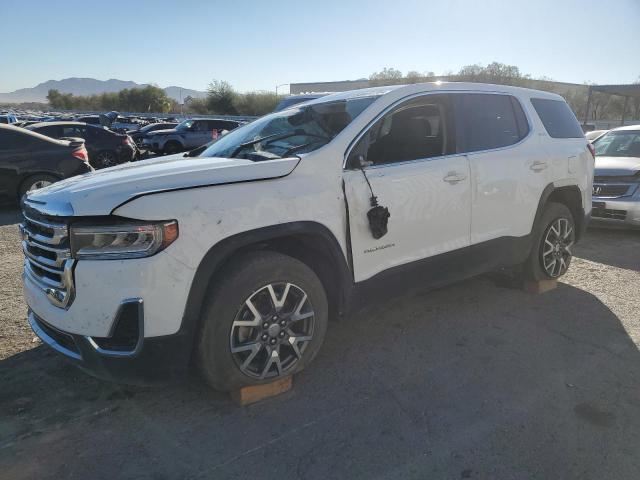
[74,115,101,125]
[0,114,18,124]
[128,122,179,147]
[585,129,608,142]
[142,118,243,154]
[273,93,329,112]
[27,121,136,169]
[0,124,92,203]
[591,125,640,228]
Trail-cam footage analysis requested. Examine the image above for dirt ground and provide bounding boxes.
[1,208,639,479]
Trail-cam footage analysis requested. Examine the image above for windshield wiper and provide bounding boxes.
[282,140,326,158]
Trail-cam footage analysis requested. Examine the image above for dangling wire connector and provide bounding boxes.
[359,166,390,239]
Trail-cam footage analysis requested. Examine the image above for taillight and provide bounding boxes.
[587,143,595,159]
[122,137,131,145]
[72,147,88,162]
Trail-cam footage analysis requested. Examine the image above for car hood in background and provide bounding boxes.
[146,128,178,137]
[25,155,300,216]
[594,156,640,177]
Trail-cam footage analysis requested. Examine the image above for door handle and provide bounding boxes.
[443,172,466,184]
[530,161,548,172]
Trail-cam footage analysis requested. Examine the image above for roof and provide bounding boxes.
[611,124,640,131]
[591,84,640,98]
[301,81,563,107]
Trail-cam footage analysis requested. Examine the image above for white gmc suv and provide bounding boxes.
[21,83,593,390]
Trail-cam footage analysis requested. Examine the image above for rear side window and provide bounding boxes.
[530,98,583,138]
[455,93,529,153]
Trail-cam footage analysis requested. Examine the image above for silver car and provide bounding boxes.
[142,118,242,155]
[591,125,640,228]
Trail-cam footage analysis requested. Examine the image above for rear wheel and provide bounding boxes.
[197,251,328,391]
[523,202,575,281]
[94,150,118,168]
[19,174,58,199]
[163,141,182,155]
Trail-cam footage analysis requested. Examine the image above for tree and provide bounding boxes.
[233,91,279,116]
[457,61,527,85]
[206,80,237,115]
[369,67,403,86]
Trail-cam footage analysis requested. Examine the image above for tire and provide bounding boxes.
[197,251,328,391]
[93,150,118,169]
[18,174,58,199]
[523,202,575,281]
[163,141,182,155]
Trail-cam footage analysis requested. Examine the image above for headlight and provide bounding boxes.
[70,220,178,260]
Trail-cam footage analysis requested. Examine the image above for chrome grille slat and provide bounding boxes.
[20,209,75,309]
[22,214,68,245]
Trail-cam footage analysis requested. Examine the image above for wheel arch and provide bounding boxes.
[533,183,585,241]
[179,221,352,358]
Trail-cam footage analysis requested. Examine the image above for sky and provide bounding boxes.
[0,0,638,94]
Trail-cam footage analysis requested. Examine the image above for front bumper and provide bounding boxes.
[28,308,193,384]
[591,195,640,228]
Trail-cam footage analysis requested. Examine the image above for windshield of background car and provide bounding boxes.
[594,130,640,157]
[199,96,380,161]
[176,120,194,131]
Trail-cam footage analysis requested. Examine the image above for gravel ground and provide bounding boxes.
[0,208,639,480]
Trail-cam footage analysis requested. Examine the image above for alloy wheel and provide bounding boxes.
[541,217,574,277]
[97,151,117,168]
[27,180,53,192]
[229,282,315,379]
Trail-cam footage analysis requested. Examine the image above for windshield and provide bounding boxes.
[176,120,195,131]
[199,96,379,161]
[595,130,640,158]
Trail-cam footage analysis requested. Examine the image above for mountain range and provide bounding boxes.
[0,78,207,104]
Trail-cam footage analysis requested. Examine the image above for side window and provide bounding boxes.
[455,93,528,153]
[349,95,453,167]
[530,98,583,138]
[194,121,209,132]
[37,126,60,138]
[62,126,83,138]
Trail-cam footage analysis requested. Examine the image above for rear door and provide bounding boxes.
[453,92,539,244]
[343,93,471,282]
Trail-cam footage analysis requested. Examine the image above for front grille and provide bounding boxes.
[592,182,637,198]
[591,207,627,221]
[20,210,75,309]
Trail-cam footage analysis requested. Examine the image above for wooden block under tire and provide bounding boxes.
[231,376,292,406]
[523,279,558,294]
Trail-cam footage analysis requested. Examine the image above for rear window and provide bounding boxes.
[456,93,529,153]
[530,98,583,138]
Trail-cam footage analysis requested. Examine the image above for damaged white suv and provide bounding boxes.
[21,83,593,390]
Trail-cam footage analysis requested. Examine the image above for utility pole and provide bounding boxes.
[275,84,288,98]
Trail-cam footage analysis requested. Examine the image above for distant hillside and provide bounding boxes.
[0,78,207,103]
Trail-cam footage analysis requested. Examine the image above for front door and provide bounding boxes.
[343,94,471,282]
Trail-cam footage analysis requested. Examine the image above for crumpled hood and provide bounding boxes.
[594,156,640,177]
[26,155,300,216]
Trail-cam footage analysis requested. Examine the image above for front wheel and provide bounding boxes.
[524,202,575,281]
[197,251,328,391]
